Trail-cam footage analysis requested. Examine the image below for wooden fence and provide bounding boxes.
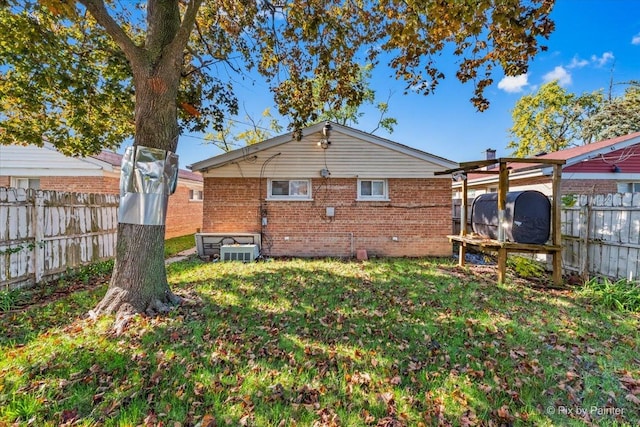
[452,198,471,236]
[0,188,119,290]
[453,193,640,282]
[561,193,639,282]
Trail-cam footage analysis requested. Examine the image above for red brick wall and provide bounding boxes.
[202,177,452,258]
[165,185,203,239]
[41,176,120,194]
[561,179,618,194]
[0,177,9,187]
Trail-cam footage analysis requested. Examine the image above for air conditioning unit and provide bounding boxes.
[220,244,259,262]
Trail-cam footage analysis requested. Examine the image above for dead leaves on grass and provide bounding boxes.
[620,373,640,405]
[4,260,640,426]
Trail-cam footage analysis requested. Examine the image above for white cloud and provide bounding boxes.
[497,74,529,93]
[632,33,640,45]
[543,66,572,86]
[567,56,589,69]
[591,51,615,67]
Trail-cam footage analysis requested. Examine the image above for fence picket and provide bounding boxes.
[1,188,119,290]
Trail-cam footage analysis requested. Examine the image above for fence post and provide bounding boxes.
[34,191,45,283]
[550,164,563,286]
[579,196,591,281]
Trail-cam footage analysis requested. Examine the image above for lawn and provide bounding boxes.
[0,257,638,426]
[164,234,197,259]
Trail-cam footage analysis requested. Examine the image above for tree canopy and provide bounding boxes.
[2,0,556,156]
[581,82,640,142]
[507,80,601,157]
[205,65,396,152]
[0,4,134,156]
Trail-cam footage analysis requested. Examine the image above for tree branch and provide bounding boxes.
[77,0,144,68]
[165,0,203,62]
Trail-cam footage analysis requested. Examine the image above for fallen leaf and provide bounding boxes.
[361,409,376,424]
[565,371,580,381]
[496,405,513,421]
[389,376,402,385]
[625,393,640,405]
[198,414,216,427]
[60,409,79,424]
[378,392,394,404]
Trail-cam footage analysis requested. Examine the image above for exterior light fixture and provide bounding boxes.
[612,164,621,173]
[452,172,467,182]
[322,122,332,138]
[317,122,332,149]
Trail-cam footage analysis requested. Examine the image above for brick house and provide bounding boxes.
[0,143,203,239]
[189,122,457,258]
[453,132,640,198]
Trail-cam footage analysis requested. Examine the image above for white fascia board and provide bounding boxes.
[561,172,639,180]
[189,135,291,172]
[1,168,105,177]
[81,156,115,172]
[41,142,113,171]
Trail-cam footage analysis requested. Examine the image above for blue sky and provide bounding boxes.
[177,0,640,168]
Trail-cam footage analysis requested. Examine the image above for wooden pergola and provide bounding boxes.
[436,157,566,286]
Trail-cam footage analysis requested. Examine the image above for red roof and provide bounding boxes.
[526,131,640,162]
[465,132,640,181]
[93,150,123,167]
[507,132,640,173]
[92,150,203,182]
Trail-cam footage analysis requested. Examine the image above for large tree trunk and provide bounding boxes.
[91,223,180,330]
[83,0,202,331]
[91,61,182,330]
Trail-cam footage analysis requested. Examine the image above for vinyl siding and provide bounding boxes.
[0,144,109,176]
[201,131,451,179]
[564,144,640,173]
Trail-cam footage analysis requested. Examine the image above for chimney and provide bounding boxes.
[486,148,496,170]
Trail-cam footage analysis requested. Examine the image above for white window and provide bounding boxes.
[617,182,640,193]
[12,177,40,190]
[357,179,388,200]
[268,179,311,200]
[189,189,203,201]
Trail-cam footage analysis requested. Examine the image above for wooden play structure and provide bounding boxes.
[436,157,566,286]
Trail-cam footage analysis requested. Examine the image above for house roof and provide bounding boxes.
[0,144,202,182]
[92,150,203,182]
[0,143,114,176]
[460,132,640,185]
[509,131,640,170]
[93,150,123,168]
[189,121,458,173]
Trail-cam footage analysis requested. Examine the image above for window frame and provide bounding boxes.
[267,179,312,200]
[189,189,203,201]
[12,177,40,190]
[617,182,640,193]
[357,179,389,201]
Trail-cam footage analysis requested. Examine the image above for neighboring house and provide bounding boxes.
[0,143,203,239]
[189,122,457,258]
[453,132,640,199]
